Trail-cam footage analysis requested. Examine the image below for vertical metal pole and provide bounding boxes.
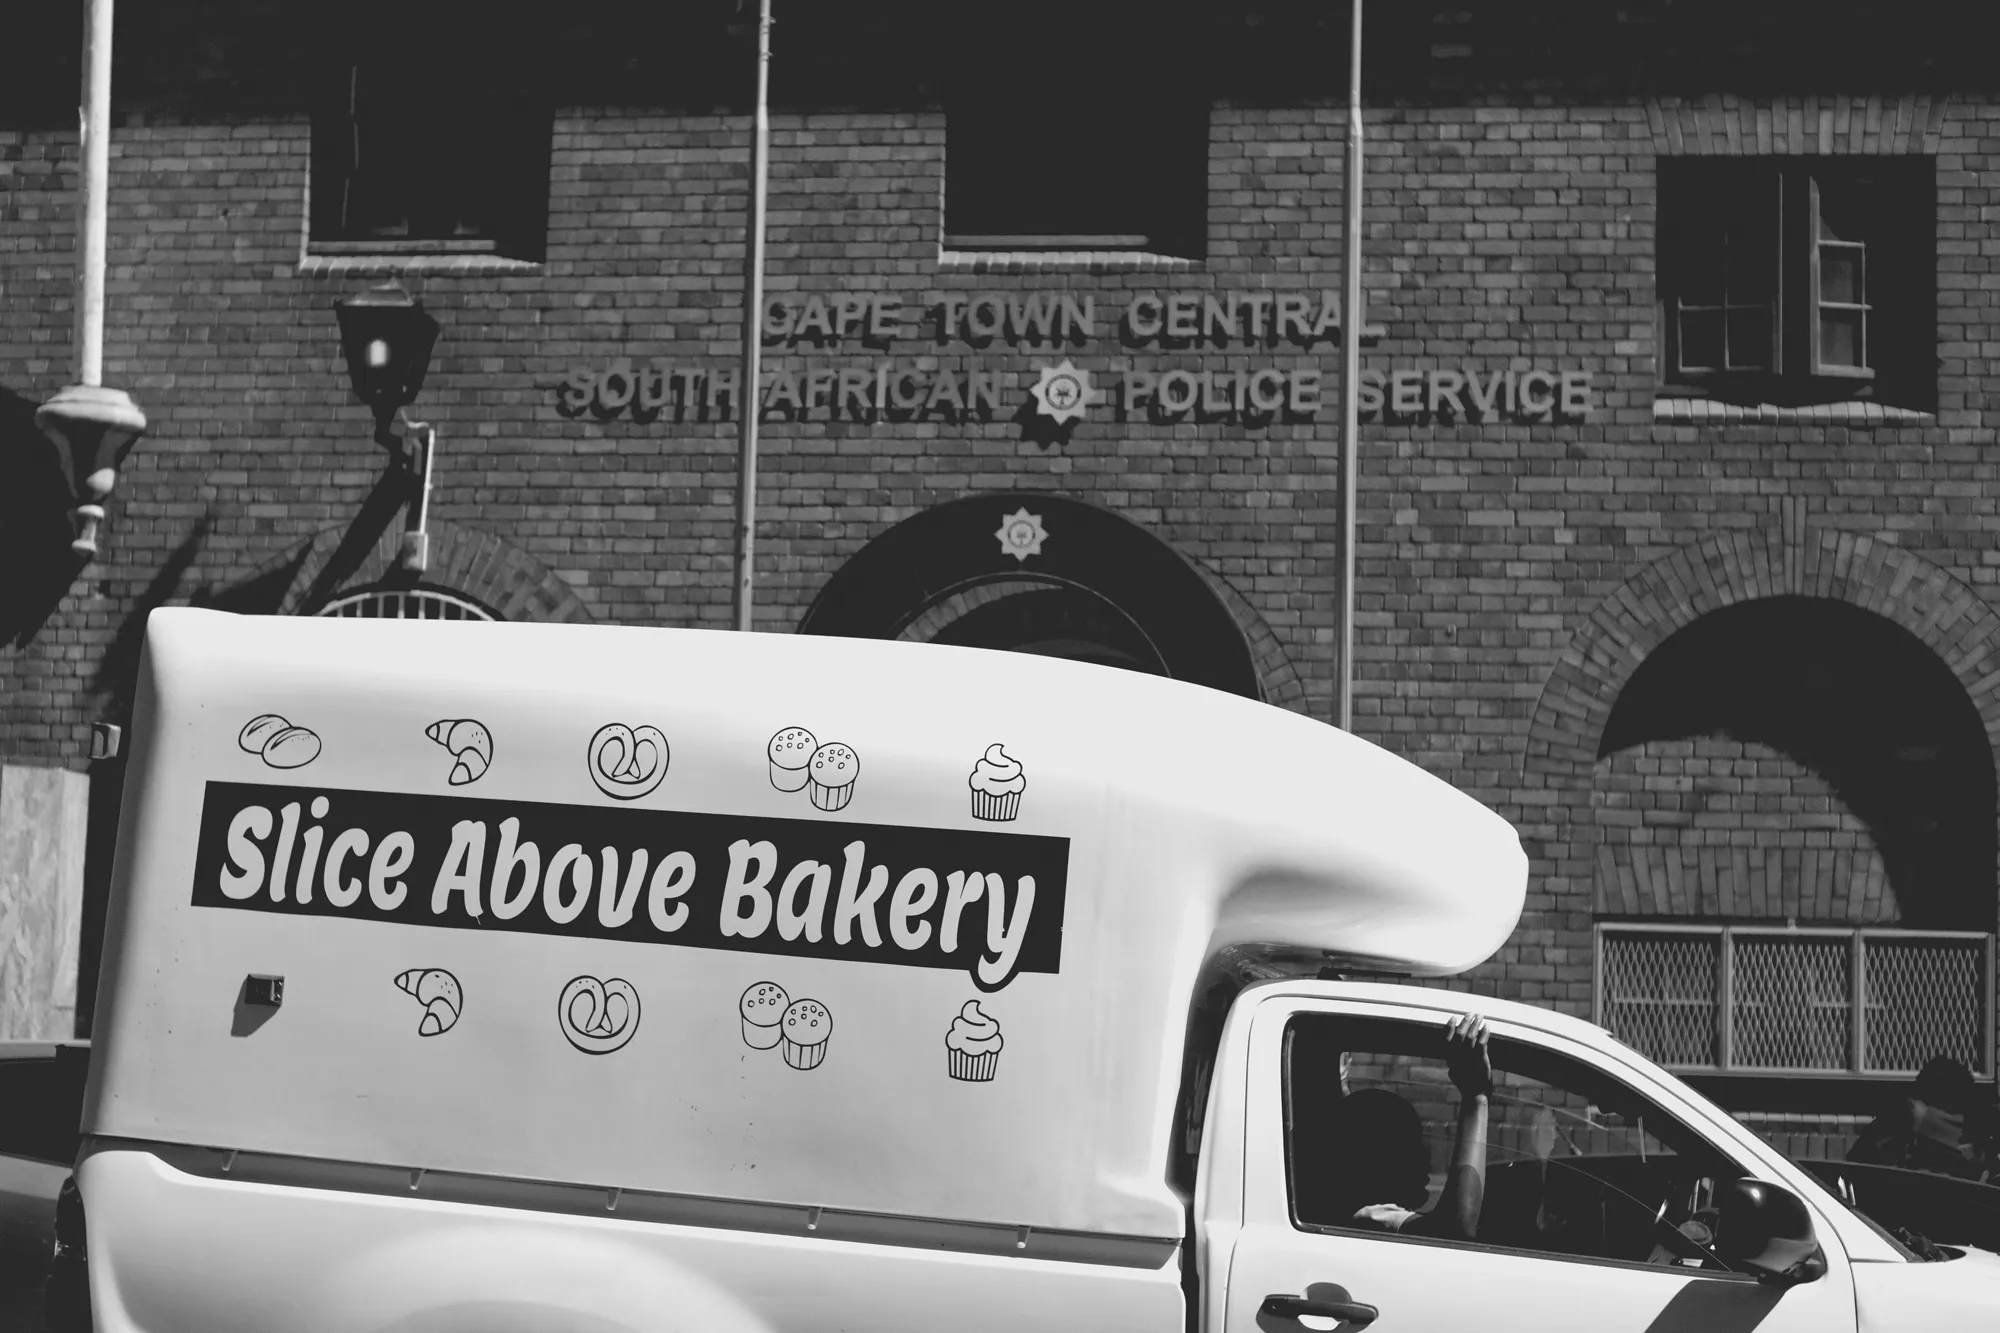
[732,0,773,633]
[76,0,115,387]
[1337,0,1364,732]
[1850,930,1867,1075]
[1718,927,1734,1072]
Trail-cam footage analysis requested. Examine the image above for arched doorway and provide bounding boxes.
[1525,530,2000,1127]
[1601,596,1994,931]
[922,580,1167,673]
[799,493,1263,699]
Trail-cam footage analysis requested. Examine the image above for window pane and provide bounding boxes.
[1722,220,1776,305]
[1862,937,1988,1075]
[1725,308,1772,371]
[1817,187,1868,244]
[1679,310,1723,371]
[1819,311,1865,369]
[1734,937,1851,1069]
[1821,245,1863,305]
[1286,1015,1750,1271]
[1601,933,1718,1066]
[1679,227,1725,306]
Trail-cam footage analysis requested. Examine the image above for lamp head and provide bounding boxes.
[334,283,439,441]
[35,384,149,559]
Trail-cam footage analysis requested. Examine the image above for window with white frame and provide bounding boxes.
[1657,157,1933,408]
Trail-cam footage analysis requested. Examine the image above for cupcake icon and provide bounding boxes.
[781,999,833,1070]
[808,743,859,811]
[945,1001,1004,1082]
[740,981,789,1049]
[768,727,816,792]
[967,743,1026,822]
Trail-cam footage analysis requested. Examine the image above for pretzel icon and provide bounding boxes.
[587,722,670,800]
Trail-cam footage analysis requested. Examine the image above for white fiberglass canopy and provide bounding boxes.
[90,609,1526,1240]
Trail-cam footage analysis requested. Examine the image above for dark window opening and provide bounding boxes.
[1658,158,1933,409]
[942,2,1207,256]
[928,586,1167,676]
[310,5,550,260]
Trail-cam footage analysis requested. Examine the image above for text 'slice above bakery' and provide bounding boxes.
[190,780,1068,992]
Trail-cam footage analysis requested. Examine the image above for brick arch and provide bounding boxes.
[799,493,1265,700]
[1185,557,1309,715]
[1525,528,2000,790]
[216,520,594,623]
[1644,94,1948,156]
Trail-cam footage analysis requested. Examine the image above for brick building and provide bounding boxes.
[3,1,1996,1127]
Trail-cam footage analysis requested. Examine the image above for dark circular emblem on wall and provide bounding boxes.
[798,493,1261,700]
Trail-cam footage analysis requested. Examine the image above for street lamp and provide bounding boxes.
[334,282,439,447]
[37,0,146,563]
[36,384,148,560]
[334,282,442,572]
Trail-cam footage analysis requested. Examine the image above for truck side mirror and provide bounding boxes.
[1713,1178,1824,1284]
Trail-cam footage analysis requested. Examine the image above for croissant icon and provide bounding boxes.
[395,968,463,1036]
[426,718,493,785]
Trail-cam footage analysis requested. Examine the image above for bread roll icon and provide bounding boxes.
[426,718,494,785]
[238,714,321,769]
[239,714,289,754]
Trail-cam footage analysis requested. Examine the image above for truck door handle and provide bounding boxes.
[1262,1293,1379,1327]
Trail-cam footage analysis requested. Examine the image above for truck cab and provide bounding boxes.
[63,610,2000,1330]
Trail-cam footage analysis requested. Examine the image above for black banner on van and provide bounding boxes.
[190,783,1067,991]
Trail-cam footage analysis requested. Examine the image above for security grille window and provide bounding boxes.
[1658,158,1933,408]
[1598,925,1993,1078]
[310,10,550,260]
[942,2,1207,256]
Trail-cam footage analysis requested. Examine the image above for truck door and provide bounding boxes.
[1222,999,1858,1333]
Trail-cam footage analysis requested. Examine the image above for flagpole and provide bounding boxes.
[1337,0,1365,732]
[732,0,773,632]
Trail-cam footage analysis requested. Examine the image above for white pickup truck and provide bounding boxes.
[61,610,2000,1331]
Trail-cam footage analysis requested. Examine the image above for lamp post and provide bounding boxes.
[36,0,146,561]
[334,282,442,572]
[1336,0,1365,733]
[732,0,774,633]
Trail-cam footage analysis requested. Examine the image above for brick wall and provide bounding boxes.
[1594,739,1897,923]
[6,77,2000,1031]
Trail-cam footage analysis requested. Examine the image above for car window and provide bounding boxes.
[1285,1014,1757,1274]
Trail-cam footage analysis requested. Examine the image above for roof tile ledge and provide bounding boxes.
[937,250,1199,275]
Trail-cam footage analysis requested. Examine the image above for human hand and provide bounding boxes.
[1444,1013,1492,1098]
[1351,1203,1418,1231]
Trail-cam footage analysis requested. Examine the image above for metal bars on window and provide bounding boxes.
[1596,925,1994,1078]
[315,589,496,622]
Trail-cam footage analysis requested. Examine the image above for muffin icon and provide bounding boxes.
[781,998,833,1070]
[768,727,817,792]
[945,1000,1004,1082]
[808,743,859,811]
[968,743,1026,822]
[740,981,789,1049]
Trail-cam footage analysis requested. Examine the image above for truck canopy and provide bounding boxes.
[87,609,1526,1240]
